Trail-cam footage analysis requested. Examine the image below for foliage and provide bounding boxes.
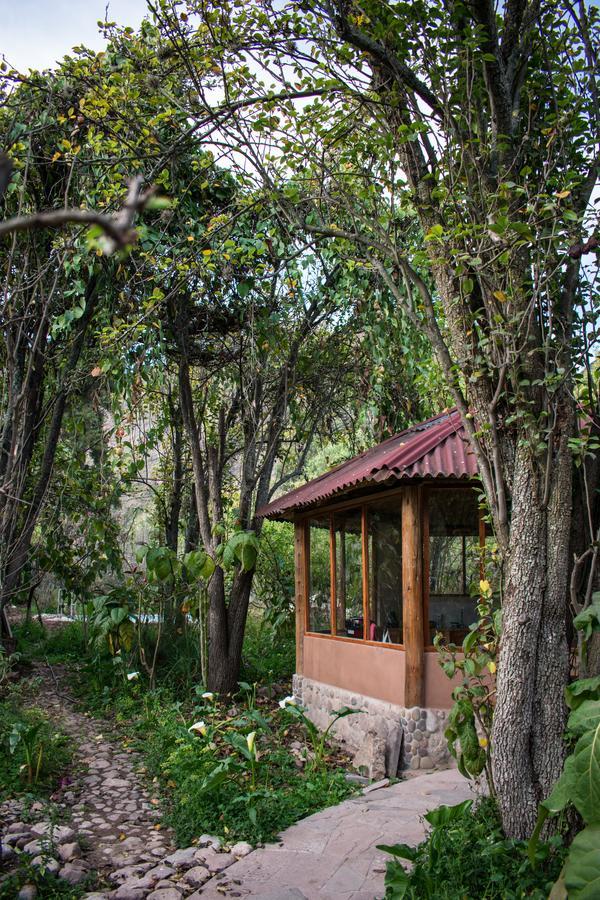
[528,594,600,897]
[435,581,500,790]
[0,863,89,900]
[378,798,565,899]
[240,615,295,686]
[129,689,355,845]
[90,589,136,655]
[253,521,295,636]
[280,700,358,773]
[0,695,71,802]
[13,621,87,665]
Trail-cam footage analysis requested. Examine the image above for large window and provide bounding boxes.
[308,515,331,634]
[427,489,481,644]
[303,486,483,649]
[367,498,403,644]
[334,509,363,638]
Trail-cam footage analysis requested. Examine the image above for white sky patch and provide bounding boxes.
[0,0,148,72]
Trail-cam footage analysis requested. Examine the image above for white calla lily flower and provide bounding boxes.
[201,692,215,701]
[188,720,208,736]
[246,731,256,754]
[278,695,296,709]
[127,672,140,681]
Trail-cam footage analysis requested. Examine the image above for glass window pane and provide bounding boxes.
[308,515,331,633]
[334,509,363,638]
[428,489,480,644]
[367,497,403,644]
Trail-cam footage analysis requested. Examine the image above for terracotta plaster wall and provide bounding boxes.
[303,635,462,709]
[424,651,463,709]
[303,636,406,706]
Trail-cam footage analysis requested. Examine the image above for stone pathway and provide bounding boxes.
[1,661,473,899]
[0,662,249,899]
[198,768,473,899]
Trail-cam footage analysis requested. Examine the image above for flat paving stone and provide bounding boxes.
[199,768,474,899]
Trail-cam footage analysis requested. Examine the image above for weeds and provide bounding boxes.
[378,797,565,899]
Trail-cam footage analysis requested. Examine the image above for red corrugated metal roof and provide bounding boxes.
[257,409,478,520]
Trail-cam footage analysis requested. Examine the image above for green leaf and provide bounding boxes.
[573,595,600,640]
[571,726,600,823]
[110,607,128,625]
[564,825,600,898]
[566,677,600,711]
[543,754,577,814]
[376,843,417,862]
[568,700,600,736]
[424,799,473,827]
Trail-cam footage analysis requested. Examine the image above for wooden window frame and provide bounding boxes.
[300,481,483,653]
[422,484,486,650]
[303,492,407,651]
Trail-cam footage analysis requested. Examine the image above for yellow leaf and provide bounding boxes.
[479,736,488,748]
[51,152,62,162]
[493,290,507,302]
[556,190,570,199]
[488,661,497,674]
[119,833,126,842]
[202,249,212,256]
[187,235,194,242]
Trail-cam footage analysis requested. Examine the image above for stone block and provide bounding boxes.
[352,731,387,781]
[385,723,403,777]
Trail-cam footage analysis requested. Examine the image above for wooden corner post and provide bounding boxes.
[402,487,424,708]
[294,520,307,675]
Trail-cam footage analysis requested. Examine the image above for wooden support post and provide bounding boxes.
[294,520,307,675]
[402,487,424,708]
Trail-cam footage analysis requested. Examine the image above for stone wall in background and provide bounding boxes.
[292,674,452,778]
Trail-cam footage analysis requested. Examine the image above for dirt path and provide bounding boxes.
[1,662,243,899]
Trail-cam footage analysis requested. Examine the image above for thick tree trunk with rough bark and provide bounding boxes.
[207,567,253,693]
[492,425,573,837]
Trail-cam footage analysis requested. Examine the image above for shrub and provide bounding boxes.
[379,797,565,899]
[135,691,355,845]
[241,616,295,685]
[0,697,72,801]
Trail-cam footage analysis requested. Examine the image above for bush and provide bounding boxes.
[133,691,355,845]
[379,797,565,899]
[241,615,295,685]
[0,695,72,802]
[14,620,88,664]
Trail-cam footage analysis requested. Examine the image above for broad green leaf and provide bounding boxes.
[573,596,600,640]
[566,677,600,711]
[571,726,600,823]
[376,843,417,862]
[568,701,600,736]
[424,799,473,826]
[110,607,127,625]
[543,754,577,813]
[564,825,600,898]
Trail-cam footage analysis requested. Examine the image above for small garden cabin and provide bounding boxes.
[258,409,488,774]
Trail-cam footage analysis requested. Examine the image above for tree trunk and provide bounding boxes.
[492,426,573,837]
[207,567,253,694]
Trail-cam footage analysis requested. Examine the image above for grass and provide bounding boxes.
[0,689,72,803]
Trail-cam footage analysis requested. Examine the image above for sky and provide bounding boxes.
[0,0,149,72]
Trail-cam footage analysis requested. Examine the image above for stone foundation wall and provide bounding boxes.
[292,674,451,775]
